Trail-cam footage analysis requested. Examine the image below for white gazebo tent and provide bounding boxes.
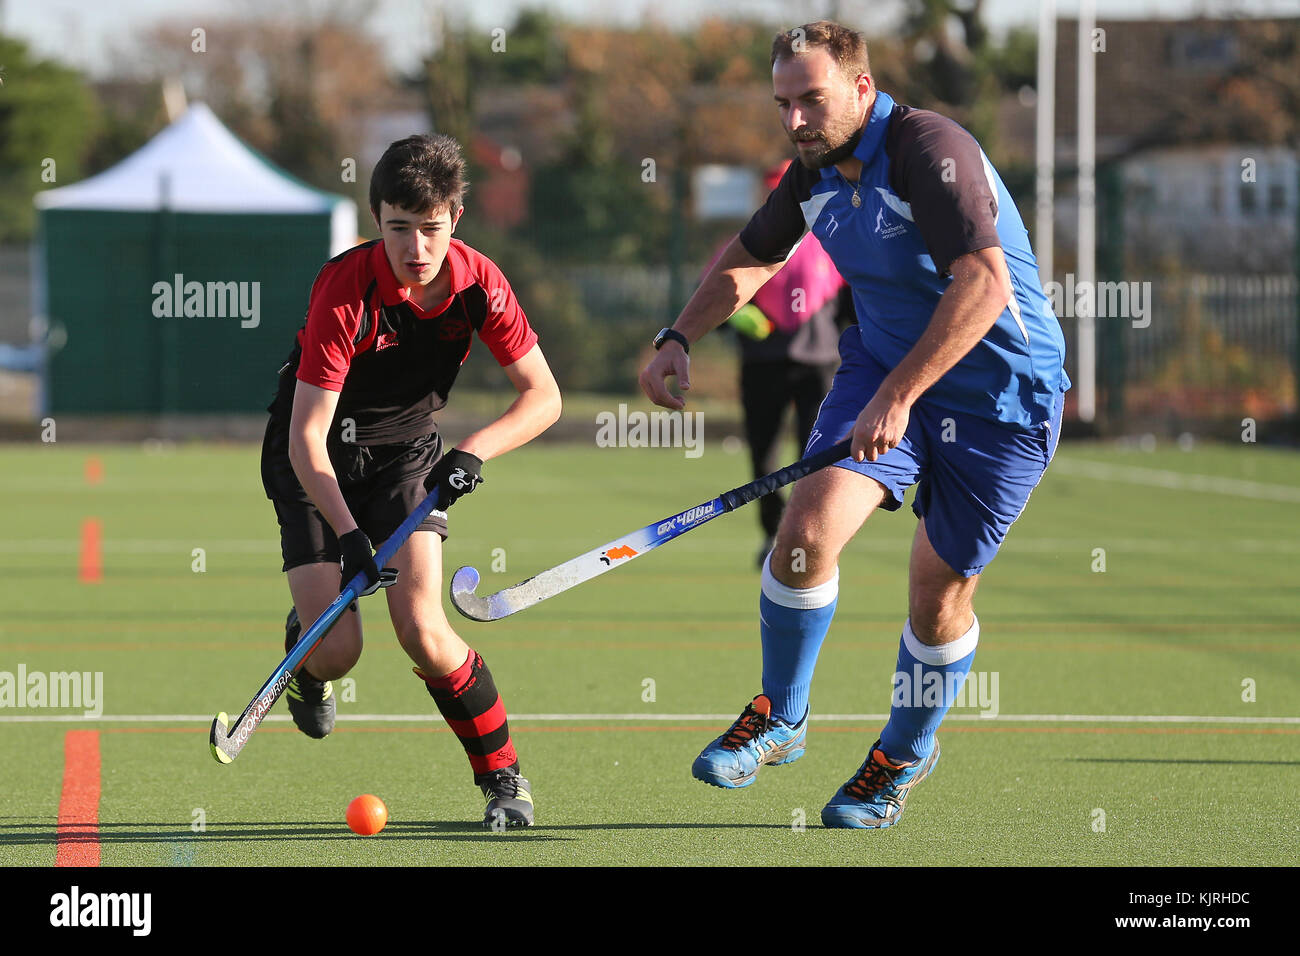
[34,103,359,413]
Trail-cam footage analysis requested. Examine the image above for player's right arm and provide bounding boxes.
[640,163,812,410]
[286,257,366,541]
[639,237,784,410]
[287,380,358,539]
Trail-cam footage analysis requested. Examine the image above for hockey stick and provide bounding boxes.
[450,438,853,622]
[209,483,446,764]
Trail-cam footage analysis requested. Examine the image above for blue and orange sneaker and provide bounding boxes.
[821,739,940,828]
[692,694,807,789]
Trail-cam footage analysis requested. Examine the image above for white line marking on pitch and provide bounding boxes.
[1050,458,1300,504]
[1,713,1297,724]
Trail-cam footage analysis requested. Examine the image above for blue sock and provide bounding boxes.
[759,553,838,725]
[879,616,979,763]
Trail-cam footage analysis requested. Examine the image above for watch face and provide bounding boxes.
[654,328,687,352]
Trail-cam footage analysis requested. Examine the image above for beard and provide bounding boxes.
[790,114,865,169]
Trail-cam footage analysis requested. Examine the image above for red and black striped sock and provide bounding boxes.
[414,651,518,776]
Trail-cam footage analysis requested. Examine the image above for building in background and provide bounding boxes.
[1048,16,1299,274]
[1018,16,1300,429]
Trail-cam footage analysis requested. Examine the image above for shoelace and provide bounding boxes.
[288,672,328,700]
[721,705,770,750]
[481,771,520,799]
[843,755,904,801]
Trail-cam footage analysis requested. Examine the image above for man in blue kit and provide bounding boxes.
[639,20,1069,828]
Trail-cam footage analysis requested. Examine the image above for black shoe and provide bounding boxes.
[475,767,534,828]
[283,608,335,739]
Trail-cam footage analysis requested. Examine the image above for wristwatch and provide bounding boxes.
[653,328,690,353]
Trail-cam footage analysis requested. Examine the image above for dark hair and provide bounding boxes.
[369,134,468,220]
[770,20,871,81]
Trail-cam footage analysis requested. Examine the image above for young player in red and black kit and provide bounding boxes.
[260,135,561,827]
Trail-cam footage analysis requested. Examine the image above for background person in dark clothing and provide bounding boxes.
[722,160,854,566]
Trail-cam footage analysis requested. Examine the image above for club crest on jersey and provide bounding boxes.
[438,316,470,340]
[874,206,908,240]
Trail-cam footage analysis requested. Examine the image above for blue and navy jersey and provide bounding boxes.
[739,90,1069,430]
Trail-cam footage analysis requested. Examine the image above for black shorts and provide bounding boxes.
[261,418,449,573]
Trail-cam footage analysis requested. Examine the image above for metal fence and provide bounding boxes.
[0,245,33,345]
[1059,272,1297,424]
[571,263,1300,419]
[561,264,672,327]
[559,263,1300,420]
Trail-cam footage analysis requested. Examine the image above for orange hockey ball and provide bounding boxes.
[346,794,388,835]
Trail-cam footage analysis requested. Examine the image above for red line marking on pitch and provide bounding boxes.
[55,730,101,867]
[102,726,454,736]
[78,519,102,584]
[99,725,1300,736]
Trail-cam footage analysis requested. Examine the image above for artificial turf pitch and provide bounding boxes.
[0,438,1297,867]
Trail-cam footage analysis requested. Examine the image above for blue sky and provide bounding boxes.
[7,0,1300,78]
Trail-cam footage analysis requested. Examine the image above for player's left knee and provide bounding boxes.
[307,638,362,680]
[908,598,975,644]
[394,617,456,654]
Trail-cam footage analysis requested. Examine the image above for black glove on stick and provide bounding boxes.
[424,449,484,511]
[338,528,398,598]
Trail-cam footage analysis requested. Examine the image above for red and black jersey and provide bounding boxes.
[269,238,538,444]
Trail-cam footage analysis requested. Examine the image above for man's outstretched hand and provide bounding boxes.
[639,343,690,410]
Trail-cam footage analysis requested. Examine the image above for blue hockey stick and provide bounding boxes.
[450,438,853,622]
[209,483,446,764]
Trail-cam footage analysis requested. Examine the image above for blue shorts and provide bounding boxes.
[805,329,1063,577]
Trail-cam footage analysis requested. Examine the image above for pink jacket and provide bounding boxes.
[750,234,845,335]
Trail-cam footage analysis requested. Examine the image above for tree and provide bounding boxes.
[895,0,999,147]
[425,14,473,148]
[982,26,1038,94]
[0,34,97,241]
[131,14,392,194]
